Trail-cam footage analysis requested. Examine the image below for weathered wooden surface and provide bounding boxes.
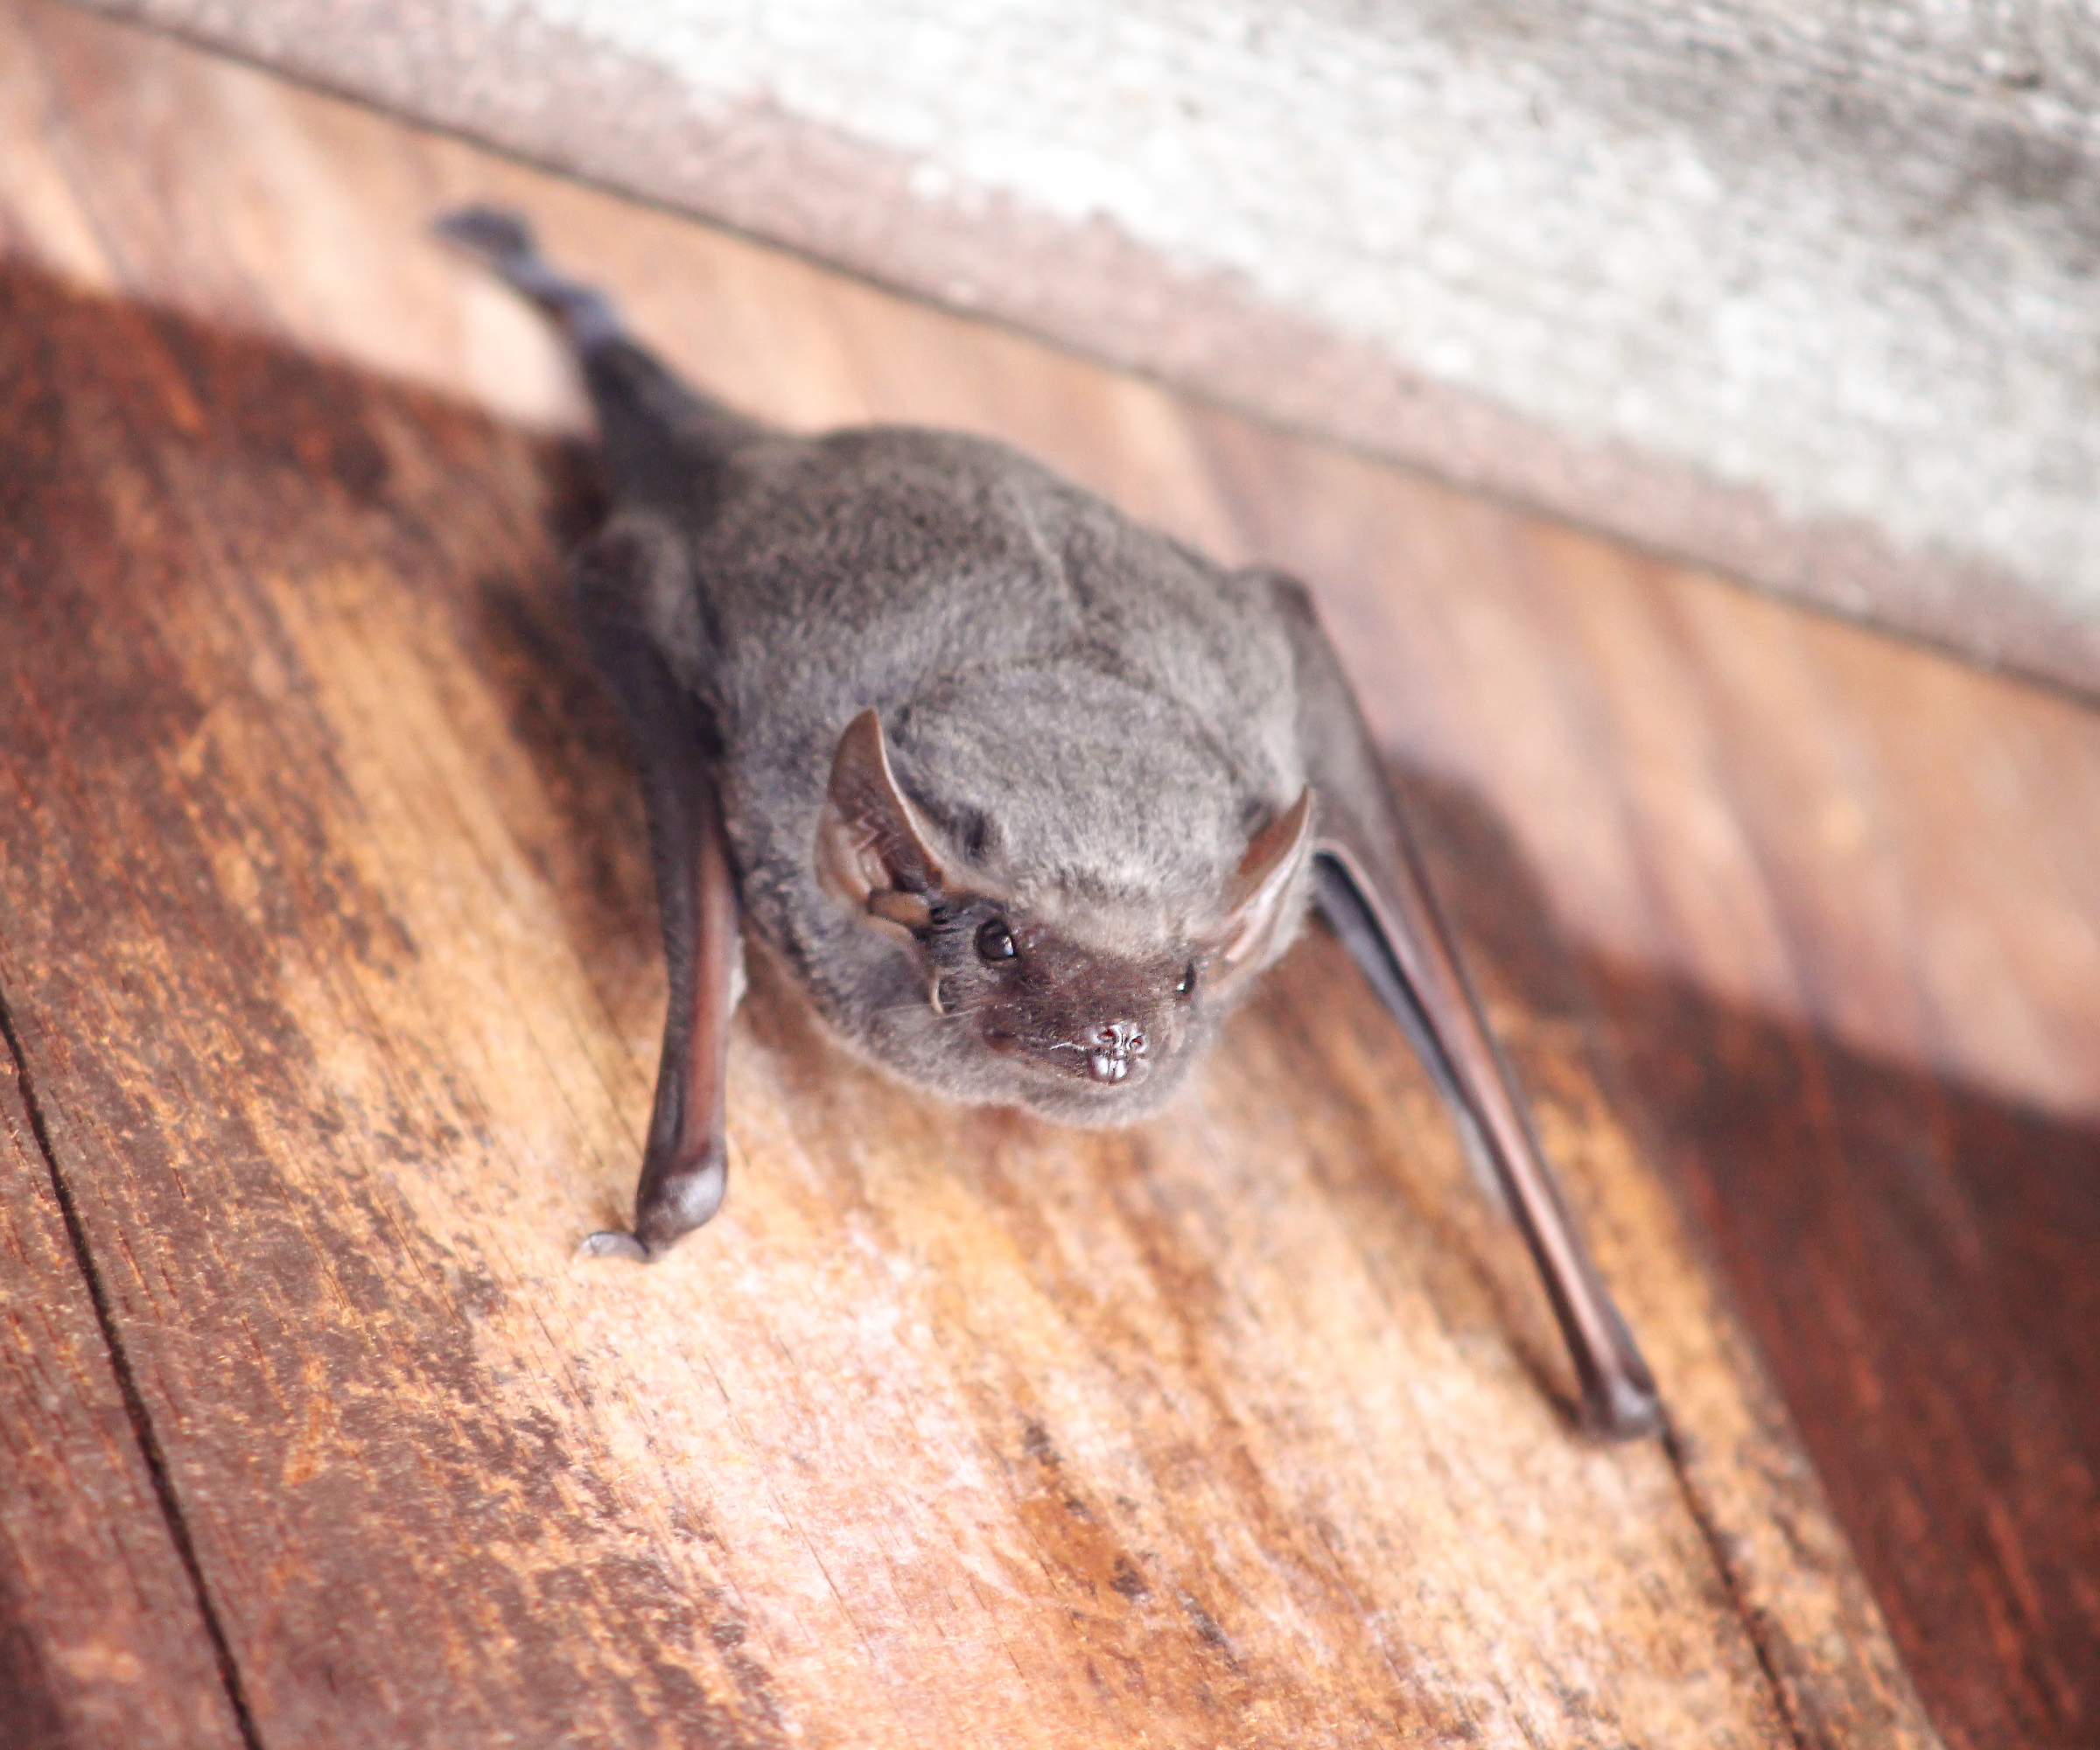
[0,1046,249,1749]
[0,2,2090,1746]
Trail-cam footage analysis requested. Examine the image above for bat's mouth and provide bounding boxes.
[987,1026,1156,1091]
[981,1023,1187,1127]
[1046,1024,1152,1088]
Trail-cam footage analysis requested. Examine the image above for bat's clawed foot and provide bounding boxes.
[1581,1363,1665,1443]
[578,1228,653,1263]
[577,1148,728,1264]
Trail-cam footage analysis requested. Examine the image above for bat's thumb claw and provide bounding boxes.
[1582,1367,1665,1442]
[577,1228,652,1264]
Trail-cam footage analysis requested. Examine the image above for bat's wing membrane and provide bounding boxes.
[1264,572,1662,1438]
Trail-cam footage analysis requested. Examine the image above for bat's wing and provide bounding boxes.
[1265,572,1662,1438]
[571,519,744,1260]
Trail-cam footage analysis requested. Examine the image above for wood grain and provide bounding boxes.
[1,2,2090,1746]
[0,1039,251,1749]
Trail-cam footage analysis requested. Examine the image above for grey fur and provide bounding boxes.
[668,429,1306,1119]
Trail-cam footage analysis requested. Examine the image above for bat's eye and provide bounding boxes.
[1176,961,1198,997]
[975,919,1017,962]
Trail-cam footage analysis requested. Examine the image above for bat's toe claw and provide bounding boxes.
[577,1228,652,1263]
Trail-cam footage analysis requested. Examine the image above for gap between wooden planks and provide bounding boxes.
[14,0,2083,1743]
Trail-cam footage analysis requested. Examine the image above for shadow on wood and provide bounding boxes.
[1577,959,2100,1750]
[0,1558,71,1750]
[1396,764,2100,1750]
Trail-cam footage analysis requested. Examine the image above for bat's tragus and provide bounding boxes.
[438,205,1664,1442]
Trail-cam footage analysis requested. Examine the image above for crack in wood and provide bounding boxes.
[0,984,269,1750]
[1661,1423,1811,1750]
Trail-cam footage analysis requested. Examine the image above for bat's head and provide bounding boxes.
[815,709,1311,1124]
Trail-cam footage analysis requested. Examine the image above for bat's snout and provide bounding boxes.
[1087,1019,1148,1083]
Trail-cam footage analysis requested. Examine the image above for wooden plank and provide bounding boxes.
[0,1023,248,1746]
[0,1,2037,1744]
[0,242,1842,1746]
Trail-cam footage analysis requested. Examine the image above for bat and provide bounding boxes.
[438,207,1661,1439]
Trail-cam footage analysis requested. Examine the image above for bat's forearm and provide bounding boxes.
[1314,833,1661,1439]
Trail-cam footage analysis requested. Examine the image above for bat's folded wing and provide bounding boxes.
[1262,569,1662,1438]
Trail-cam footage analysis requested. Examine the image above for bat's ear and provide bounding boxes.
[1210,788,1314,980]
[816,708,948,930]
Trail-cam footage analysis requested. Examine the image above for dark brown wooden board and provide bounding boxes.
[4,1,2092,1745]
[0,1044,250,1750]
[1590,952,2100,1749]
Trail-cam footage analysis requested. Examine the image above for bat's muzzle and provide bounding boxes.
[1087,1020,1148,1083]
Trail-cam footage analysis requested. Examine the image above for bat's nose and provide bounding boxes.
[1088,1020,1147,1082]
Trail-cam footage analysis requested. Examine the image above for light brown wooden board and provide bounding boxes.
[0,1,2009,1743]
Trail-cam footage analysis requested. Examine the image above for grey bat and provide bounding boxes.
[438,207,1661,1439]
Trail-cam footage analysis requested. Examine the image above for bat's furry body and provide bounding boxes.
[619,424,1308,1121]
[441,207,1660,1438]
